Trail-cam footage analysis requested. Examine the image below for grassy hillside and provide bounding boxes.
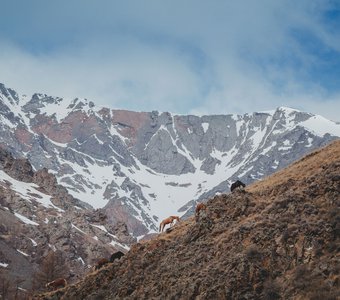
[36,140,340,300]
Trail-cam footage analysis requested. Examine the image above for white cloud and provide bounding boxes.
[0,38,202,113]
[0,1,339,121]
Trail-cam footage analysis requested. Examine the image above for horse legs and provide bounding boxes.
[160,222,164,232]
[160,218,177,232]
[161,222,168,232]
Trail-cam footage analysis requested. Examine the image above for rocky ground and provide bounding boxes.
[35,140,340,299]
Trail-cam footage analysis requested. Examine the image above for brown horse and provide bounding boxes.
[195,203,207,221]
[94,258,109,271]
[159,216,180,232]
[46,278,67,290]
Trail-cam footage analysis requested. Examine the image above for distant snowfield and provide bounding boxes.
[300,115,340,137]
[14,212,39,226]
[63,126,245,225]
[263,107,340,137]
[17,249,29,257]
[0,170,64,213]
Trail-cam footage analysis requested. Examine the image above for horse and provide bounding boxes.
[230,180,246,192]
[159,216,180,232]
[46,278,67,290]
[195,203,207,221]
[94,258,109,270]
[110,251,125,262]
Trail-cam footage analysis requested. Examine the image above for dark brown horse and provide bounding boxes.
[230,180,246,192]
[110,251,125,262]
[159,216,180,232]
[195,203,207,221]
[94,258,109,270]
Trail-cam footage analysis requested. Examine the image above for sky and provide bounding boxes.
[0,0,340,121]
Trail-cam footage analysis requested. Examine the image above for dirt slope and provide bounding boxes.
[36,140,340,300]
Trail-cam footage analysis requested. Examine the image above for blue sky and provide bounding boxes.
[0,0,339,121]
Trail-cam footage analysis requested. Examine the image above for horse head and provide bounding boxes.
[172,216,180,222]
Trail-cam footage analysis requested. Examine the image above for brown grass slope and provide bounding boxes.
[36,140,340,300]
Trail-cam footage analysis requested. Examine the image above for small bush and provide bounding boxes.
[308,289,338,300]
[245,245,262,262]
[292,265,310,289]
[263,279,281,300]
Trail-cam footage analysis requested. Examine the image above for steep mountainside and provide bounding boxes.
[37,140,340,299]
[1,83,340,235]
[0,148,134,296]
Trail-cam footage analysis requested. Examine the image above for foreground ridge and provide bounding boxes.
[37,140,340,299]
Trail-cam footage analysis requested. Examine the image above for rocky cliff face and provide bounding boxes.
[36,140,340,300]
[1,83,340,236]
[0,148,135,296]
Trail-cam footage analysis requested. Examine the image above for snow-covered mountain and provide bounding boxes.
[1,83,339,235]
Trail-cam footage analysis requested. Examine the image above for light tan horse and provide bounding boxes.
[195,203,207,221]
[159,216,180,232]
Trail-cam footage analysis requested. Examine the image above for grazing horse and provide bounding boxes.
[94,258,109,270]
[46,278,67,290]
[195,203,207,221]
[110,251,125,262]
[159,216,180,232]
[230,180,246,192]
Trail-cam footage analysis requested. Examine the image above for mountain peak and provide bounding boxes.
[276,106,301,114]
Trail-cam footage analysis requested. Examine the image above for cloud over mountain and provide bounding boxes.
[0,1,339,120]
